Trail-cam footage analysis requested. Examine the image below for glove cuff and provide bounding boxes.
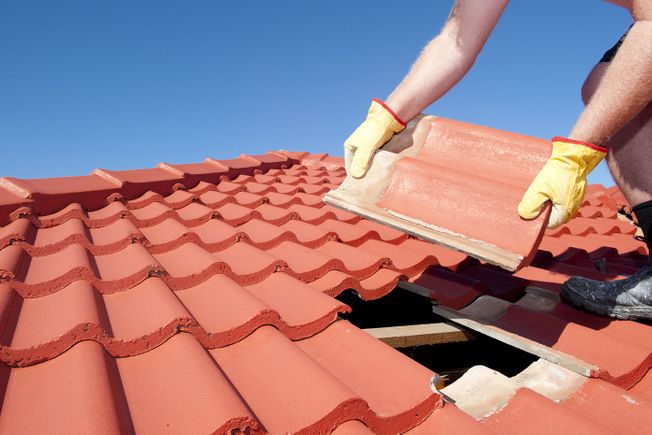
[551,136,608,154]
[371,98,407,128]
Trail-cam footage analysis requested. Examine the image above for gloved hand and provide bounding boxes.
[344,98,406,178]
[518,137,607,229]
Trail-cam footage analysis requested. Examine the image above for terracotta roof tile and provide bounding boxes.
[324,116,552,271]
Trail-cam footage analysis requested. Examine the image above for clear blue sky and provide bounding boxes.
[1,1,632,186]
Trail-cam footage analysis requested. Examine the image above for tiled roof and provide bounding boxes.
[0,150,650,433]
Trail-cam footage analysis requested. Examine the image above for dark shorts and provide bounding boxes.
[599,25,633,63]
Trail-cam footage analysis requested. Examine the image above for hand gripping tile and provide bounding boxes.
[325,116,551,271]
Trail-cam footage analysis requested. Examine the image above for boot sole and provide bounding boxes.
[560,288,652,321]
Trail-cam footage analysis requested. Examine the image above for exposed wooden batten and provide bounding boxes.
[363,322,475,348]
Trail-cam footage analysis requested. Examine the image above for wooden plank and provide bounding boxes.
[432,304,598,377]
[363,322,474,348]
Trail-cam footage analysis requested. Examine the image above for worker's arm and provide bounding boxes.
[387,0,509,121]
[569,2,652,145]
[519,0,652,228]
[344,0,509,178]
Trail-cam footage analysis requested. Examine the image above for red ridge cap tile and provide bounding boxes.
[203,157,231,172]
[277,150,311,161]
[214,156,261,171]
[0,175,121,221]
[94,167,184,199]
[161,162,228,184]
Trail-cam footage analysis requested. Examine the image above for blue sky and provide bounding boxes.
[1,1,632,185]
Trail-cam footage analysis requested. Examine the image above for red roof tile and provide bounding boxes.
[325,116,553,271]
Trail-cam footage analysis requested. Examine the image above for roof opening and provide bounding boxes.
[337,287,538,386]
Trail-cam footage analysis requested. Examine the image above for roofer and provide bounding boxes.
[343,0,652,320]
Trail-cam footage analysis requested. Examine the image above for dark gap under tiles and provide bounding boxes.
[337,287,538,387]
[336,288,435,328]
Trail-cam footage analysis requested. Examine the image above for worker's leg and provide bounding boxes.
[559,63,652,321]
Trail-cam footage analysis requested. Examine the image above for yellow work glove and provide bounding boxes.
[344,98,406,178]
[518,137,607,229]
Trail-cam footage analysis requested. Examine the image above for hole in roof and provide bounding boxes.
[337,287,538,386]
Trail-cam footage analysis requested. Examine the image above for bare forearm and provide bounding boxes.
[386,35,474,121]
[385,0,508,122]
[570,19,652,145]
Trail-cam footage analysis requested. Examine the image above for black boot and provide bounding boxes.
[560,200,652,321]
